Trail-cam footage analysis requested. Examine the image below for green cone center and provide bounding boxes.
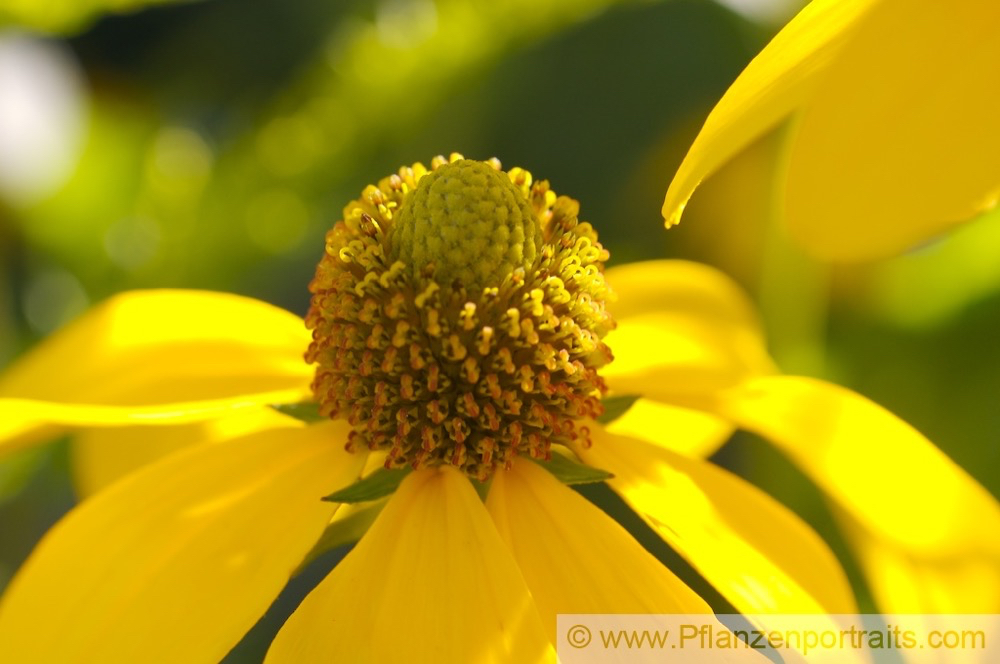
[389,159,542,291]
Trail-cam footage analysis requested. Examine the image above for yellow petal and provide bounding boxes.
[266,467,554,664]
[607,259,764,324]
[0,420,363,664]
[0,289,313,453]
[662,0,879,227]
[844,518,1000,615]
[785,2,1000,260]
[604,260,774,403]
[0,289,312,403]
[71,408,296,498]
[0,391,309,458]
[606,398,732,459]
[577,425,857,615]
[486,458,711,641]
[718,376,1000,556]
[717,375,1000,610]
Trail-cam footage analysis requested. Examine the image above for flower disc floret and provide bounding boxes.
[306,153,615,479]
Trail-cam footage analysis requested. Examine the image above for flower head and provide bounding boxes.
[0,154,995,662]
[306,156,612,478]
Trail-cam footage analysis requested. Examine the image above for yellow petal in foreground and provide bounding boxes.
[71,408,297,498]
[784,2,1000,260]
[717,375,1000,611]
[661,0,878,228]
[0,420,363,664]
[0,390,308,458]
[266,467,554,664]
[0,289,312,403]
[603,260,774,403]
[0,289,313,455]
[486,459,711,641]
[579,425,857,616]
[663,0,1000,261]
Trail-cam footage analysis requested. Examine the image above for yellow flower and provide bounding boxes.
[663,0,1000,261]
[0,154,993,661]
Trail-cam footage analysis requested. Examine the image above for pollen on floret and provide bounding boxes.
[305,152,615,480]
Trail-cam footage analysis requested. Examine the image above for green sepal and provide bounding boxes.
[532,450,613,484]
[270,401,326,423]
[293,501,386,576]
[321,467,411,503]
[596,394,640,424]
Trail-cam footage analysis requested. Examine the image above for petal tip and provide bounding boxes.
[661,197,686,229]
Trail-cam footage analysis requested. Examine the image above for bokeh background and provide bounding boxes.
[1,0,998,659]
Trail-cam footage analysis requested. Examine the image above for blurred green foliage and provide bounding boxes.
[0,0,200,35]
